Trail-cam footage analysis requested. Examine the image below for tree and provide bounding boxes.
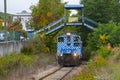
[29,0,66,53]
[7,18,27,37]
[0,19,3,30]
[81,0,120,24]
[87,21,120,53]
[30,0,65,30]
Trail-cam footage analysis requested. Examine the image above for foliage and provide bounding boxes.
[0,23,3,30]
[73,68,95,80]
[88,56,108,69]
[110,63,120,80]
[45,36,56,53]
[97,46,111,58]
[24,34,50,54]
[21,43,36,55]
[34,35,50,53]
[7,18,27,38]
[30,0,68,53]
[94,47,120,80]
[0,19,3,30]
[87,21,120,54]
[0,53,34,76]
[76,26,92,47]
[0,12,12,20]
[30,0,65,30]
[74,47,120,80]
[35,41,50,53]
[82,0,120,24]
[108,23,120,46]
[110,47,120,62]
[73,56,108,80]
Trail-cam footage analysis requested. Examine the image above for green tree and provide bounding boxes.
[82,0,120,24]
[31,0,64,30]
[30,0,68,53]
[87,21,120,53]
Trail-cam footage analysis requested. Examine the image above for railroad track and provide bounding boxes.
[32,66,74,80]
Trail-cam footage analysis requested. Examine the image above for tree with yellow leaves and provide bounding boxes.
[30,0,65,30]
[99,34,108,44]
[7,18,27,38]
[0,19,3,30]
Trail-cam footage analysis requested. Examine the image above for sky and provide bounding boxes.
[0,0,80,14]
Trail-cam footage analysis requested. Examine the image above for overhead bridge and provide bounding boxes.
[45,22,95,35]
[33,4,98,35]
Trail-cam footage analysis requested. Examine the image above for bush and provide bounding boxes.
[73,56,108,80]
[97,46,111,58]
[73,69,95,80]
[87,56,107,69]
[94,56,108,68]
[21,43,35,55]
[87,21,120,54]
[0,53,34,76]
[82,47,92,60]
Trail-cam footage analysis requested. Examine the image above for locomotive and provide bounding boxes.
[57,33,83,65]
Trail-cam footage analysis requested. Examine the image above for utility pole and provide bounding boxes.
[4,0,7,41]
[4,0,7,28]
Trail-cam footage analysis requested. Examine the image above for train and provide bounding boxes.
[57,33,83,66]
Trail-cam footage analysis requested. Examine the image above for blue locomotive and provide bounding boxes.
[57,33,82,65]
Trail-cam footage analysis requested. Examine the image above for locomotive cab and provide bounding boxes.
[57,33,82,66]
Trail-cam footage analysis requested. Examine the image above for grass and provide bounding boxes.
[0,52,56,80]
[0,53,34,77]
[73,47,120,80]
[96,47,120,80]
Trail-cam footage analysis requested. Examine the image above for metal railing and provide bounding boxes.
[0,30,21,42]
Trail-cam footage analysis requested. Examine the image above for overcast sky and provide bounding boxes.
[0,0,80,14]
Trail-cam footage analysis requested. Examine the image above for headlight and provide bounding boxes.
[73,53,77,57]
[66,33,71,36]
[60,54,63,57]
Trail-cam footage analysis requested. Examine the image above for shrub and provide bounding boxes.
[20,54,34,67]
[94,56,108,68]
[111,47,120,62]
[86,21,120,53]
[21,43,35,55]
[0,53,34,76]
[97,46,111,58]
[82,47,92,60]
[73,68,95,80]
[87,56,107,69]
[73,56,108,80]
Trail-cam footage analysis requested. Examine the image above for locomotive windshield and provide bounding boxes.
[74,36,81,47]
[74,43,80,46]
[58,37,64,42]
[74,36,80,42]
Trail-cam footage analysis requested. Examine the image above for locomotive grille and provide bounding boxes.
[63,54,73,62]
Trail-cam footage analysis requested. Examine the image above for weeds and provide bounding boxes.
[73,47,120,80]
[21,43,36,55]
[73,47,109,80]
[73,68,95,80]
[0,53,34,77]
[97,46,111,58]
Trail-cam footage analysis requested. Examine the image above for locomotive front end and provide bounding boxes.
[58,48,82,65]
[57,33,82,66]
